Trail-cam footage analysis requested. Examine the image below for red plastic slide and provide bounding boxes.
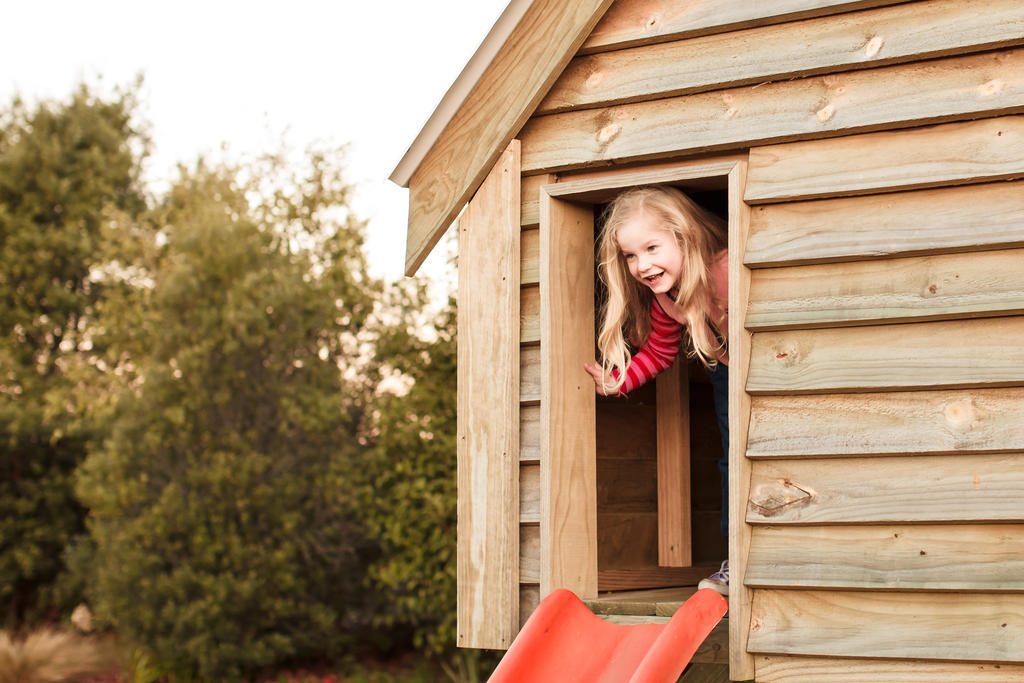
[489,588,728,682]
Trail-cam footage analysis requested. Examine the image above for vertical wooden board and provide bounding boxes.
[745,180,1024,267]
[747,317,1024,395]
[457,142,521,649]
[544,0,1024,114]
[727,161,755,680]
[747,387,1024,458]
[404,0,614,275]
[756,654,1024,682]
[657,358,692,566]
[747,454,1024,525]
[520,51,1024,175]
[540,192,598,599]
[746,524,1024,591]
[746,248,1024,330]
[749,590,1024,662]
[746,116,1024,204]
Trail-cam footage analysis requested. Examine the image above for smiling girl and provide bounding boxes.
[583,185,731,595]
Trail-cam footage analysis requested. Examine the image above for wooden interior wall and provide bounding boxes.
[505,0,1024,676]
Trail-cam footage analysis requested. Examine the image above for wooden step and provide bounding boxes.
[585,587,699,616]
[585,587,729,665]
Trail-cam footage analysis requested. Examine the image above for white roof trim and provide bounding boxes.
[389,0,533,188]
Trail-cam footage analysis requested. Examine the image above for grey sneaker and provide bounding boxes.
[698,560,729,596]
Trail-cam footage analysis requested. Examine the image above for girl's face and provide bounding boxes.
[615,210,684,296]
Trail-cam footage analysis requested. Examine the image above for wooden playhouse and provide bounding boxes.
[390,1,1024,680]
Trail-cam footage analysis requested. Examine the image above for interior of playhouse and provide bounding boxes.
[590,184,729,613]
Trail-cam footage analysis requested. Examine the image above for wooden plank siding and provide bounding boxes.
[520,285,539,343]
[746,116,1024,205]
[746,524,1024,591]
[518,173,554,605]
[747,388,1024,458]
[746,249,1024,330]
[747,454,1024,525]
[745,180,1024,268]
[519,50,1024,174]
[456,143,521,649]
[520,463,539,524]
[747,317,1024,395]
[542,0,1024,114]
[756,655,1024,682]
[520,405,539,462]
[748,590,1024,662]
[581,0,907,54]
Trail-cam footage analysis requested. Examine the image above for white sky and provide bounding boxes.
[2,0,510,283]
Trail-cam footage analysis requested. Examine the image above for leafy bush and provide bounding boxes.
[76,153,378,679]
[0,83,147,625]
[358,291,458,657]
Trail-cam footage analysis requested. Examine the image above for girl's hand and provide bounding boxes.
[584,362,616,396]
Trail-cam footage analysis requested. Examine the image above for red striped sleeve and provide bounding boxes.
[619,300,682,393]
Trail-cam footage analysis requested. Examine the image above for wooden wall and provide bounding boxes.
[507,0,1024,679]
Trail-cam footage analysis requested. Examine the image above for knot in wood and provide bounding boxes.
[942,398,986,433]
[864,36,884,58]
[771,344,800,366]
[979,79,1005,97]
[597,123,622,144]
[585,70,604,89]
[816,103,836,123]
[749,479,813,518]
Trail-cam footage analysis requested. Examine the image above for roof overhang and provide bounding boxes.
[390,0,533,189]
[390,0,614,276]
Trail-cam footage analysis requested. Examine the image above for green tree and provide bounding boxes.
[358,283,458,657]
[0,84,147,625]
[76,149,378,679]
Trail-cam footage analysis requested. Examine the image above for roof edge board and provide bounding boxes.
[389,0,534,188]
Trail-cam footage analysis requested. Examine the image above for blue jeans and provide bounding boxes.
[707,363,729,539]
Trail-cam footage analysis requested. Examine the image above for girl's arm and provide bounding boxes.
[617,301,682,393]
[585,301,683,395]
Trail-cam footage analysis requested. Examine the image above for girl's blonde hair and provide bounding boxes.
[596,185,727,393]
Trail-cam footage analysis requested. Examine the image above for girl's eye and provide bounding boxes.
[623,253,635,261]
[647,245,657,252]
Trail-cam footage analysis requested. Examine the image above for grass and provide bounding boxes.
[0,628,120,683]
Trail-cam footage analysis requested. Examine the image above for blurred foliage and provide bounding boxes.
[357,285,457,657]
[76,150,380,679]
[0,82,148,625]
[2,82,479,679]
